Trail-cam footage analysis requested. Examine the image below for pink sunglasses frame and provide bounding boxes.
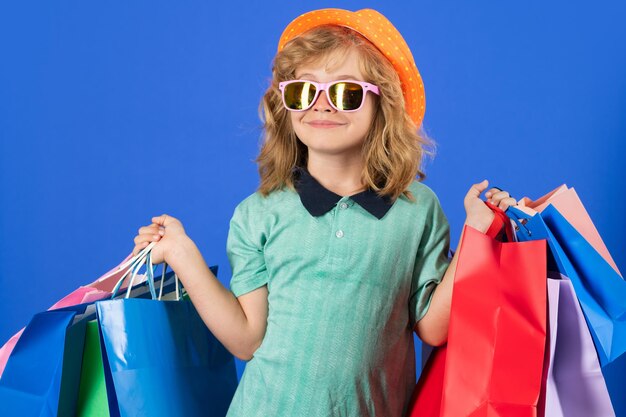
[278,79,380,112]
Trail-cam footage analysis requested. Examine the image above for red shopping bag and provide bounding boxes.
[444,226,547,416]
[408,345,447,417]
[409,223,547,417]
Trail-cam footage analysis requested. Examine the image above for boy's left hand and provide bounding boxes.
[463,180,517,233]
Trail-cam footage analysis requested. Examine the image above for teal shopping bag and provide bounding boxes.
[97,254,236,417]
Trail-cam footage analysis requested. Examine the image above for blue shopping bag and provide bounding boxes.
[0,305,88,417]
[96,258,237,417]
[508,205,626,366]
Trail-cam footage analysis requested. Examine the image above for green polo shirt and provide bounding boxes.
[226,170,450,417]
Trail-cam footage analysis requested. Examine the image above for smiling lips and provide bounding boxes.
[306,120,346,128]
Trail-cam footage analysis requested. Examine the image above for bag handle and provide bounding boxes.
[484,201,514,242]
[109,243,155,299]
[126,252,157,299]
[110,245,182,301]
[506,205,534,237]
[95,242,156,285]
[155,257,181,301]
[142,252,181,301]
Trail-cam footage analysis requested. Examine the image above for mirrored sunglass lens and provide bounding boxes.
[329,82,364,111]
[284,82,317,110]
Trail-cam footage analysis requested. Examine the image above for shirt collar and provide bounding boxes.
[293,167,394,220]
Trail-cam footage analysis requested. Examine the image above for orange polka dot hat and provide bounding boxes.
[278,8,426,127]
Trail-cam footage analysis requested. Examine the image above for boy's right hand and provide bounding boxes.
[132,214,188,265]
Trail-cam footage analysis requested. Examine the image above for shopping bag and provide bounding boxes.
[519,185,621,275]
[545,277,615,416]
[74,267,201,417]
[0,250,142,378]
[97,300,237,417]
[75,321,110,417]
[508,205,626,366]
[440,225,547,416]
[407,345,447,417]
[0,305,88,417]
[0,290,110,379]
[96,255,237,417]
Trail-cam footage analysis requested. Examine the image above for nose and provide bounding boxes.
[312,89,334,113]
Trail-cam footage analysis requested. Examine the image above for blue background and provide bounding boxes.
[1,0,625,414]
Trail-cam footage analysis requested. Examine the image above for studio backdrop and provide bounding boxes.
[1,0,625,415]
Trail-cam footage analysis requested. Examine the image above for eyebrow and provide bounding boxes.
[296,73,363,81]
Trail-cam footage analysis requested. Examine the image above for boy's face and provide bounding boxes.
[290,48,376,163]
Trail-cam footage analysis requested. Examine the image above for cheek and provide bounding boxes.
[359,93,376,114]
[356,100,376,131]
[289,112,300,130]
[289,112,307,142]
[289,111,299,127]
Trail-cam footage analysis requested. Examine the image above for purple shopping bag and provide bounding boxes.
[545,276,615,416]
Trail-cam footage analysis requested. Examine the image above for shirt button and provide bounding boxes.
[339,202,348,210]
[335,230,344,238]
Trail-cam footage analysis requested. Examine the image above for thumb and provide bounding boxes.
[465,180,489,202]
[152,214,173,227]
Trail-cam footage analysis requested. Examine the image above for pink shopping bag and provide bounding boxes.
[0,253,134,377]
[518,185,620,275]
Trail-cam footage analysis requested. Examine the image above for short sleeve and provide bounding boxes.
[226,197,269,297]
[409,191,451,327]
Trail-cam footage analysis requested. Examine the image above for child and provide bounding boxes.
[132,8,517,416]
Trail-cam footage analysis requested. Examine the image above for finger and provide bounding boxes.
[488,190,511,204]
[132,241,151,256]
[150,223,166,235]
[497,197,518,211]
[134,233,162,245]
[138,224,160,235]
[152,214,172,226]
[465,180,489,202]
[484,187,503,199]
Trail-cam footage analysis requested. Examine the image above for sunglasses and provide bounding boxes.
[278,79,380,112]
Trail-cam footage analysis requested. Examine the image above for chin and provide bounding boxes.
[303,142,364,157]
